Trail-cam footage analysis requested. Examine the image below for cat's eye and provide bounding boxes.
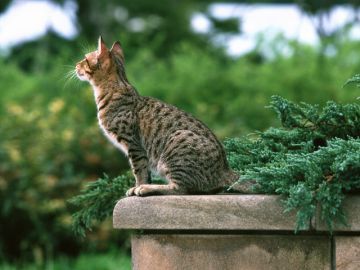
[85,56,99,70]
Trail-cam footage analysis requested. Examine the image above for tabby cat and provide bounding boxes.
[75,37,238,196]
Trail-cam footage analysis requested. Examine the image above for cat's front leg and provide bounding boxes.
[132,183,187,196]
[126,147,151,196]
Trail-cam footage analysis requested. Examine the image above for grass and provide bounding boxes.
[0,251,131,270]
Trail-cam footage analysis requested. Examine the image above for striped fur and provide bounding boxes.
[75,37,238,196]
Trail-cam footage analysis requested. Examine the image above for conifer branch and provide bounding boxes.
[69,173,133,237]
[225,96,360,231]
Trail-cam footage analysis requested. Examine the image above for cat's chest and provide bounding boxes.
[99,121,129,156]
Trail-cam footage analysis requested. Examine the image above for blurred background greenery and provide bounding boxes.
[0,0,359,269]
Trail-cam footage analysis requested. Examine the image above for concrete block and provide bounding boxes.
[131,234,330,270]
[336,236,360,270]
[113,195,301,231]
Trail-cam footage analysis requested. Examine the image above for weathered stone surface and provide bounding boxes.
[336,237,360,270]
[315,195,360,231]
[131,234,330,270]
[113,195,301,231]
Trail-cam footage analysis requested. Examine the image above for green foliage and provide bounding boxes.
[0,57,129,260]
[344,74,360,88]
[0,251,131,270]
[68,251,131,270]
[69,174,133,237]
[269,95,360,138]
[1,27,360,261]
[225,96,360,231]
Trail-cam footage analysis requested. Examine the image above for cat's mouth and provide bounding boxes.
[76,71,85,80]
[75,67,86,81]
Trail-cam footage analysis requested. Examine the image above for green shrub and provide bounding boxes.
[0,251,131,270]
[0,59,128,260]
[225,95,360,231]
[69,174,133,237]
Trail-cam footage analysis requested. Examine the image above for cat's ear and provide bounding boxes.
[110,41,125,62]
[97,36,108,57]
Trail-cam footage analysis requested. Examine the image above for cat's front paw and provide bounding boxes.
[126,185,154,196]
[125,187,137,197]
[133,185,153,196]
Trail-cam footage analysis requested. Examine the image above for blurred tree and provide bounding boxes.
[8,33,76,73]
[2,0,359,71]
[74,0,209,54]
[295,0,360,62]
[3,0,220,71]
[0,0,11,13]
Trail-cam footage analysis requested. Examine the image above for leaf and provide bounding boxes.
[343,74,360,88]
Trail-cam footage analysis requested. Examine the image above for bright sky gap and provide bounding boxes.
[0,1,359,56]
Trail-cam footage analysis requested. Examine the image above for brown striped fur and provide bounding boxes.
[75,37,238,196]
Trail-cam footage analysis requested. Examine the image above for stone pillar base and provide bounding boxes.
[132,234,330,270]
[113,195,360,270]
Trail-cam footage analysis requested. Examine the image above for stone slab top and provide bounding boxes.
[113,195,360,232]
[113,195,300,231]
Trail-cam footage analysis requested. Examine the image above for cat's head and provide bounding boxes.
[76,37,126,86]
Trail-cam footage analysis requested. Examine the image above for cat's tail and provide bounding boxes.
[222,170,256,193]
[223,170,240,185]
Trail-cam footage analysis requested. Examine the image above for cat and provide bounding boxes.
[75,37,239,196]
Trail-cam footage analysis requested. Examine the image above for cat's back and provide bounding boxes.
[136,96,220,144]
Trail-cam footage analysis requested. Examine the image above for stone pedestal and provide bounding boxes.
[113,195,360,270]
[131,234,330,270]
[336,237,360,270]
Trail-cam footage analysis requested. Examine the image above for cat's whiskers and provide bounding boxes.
[63,64,75,69]
[62,68,80,89]
[67,69,77,77]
